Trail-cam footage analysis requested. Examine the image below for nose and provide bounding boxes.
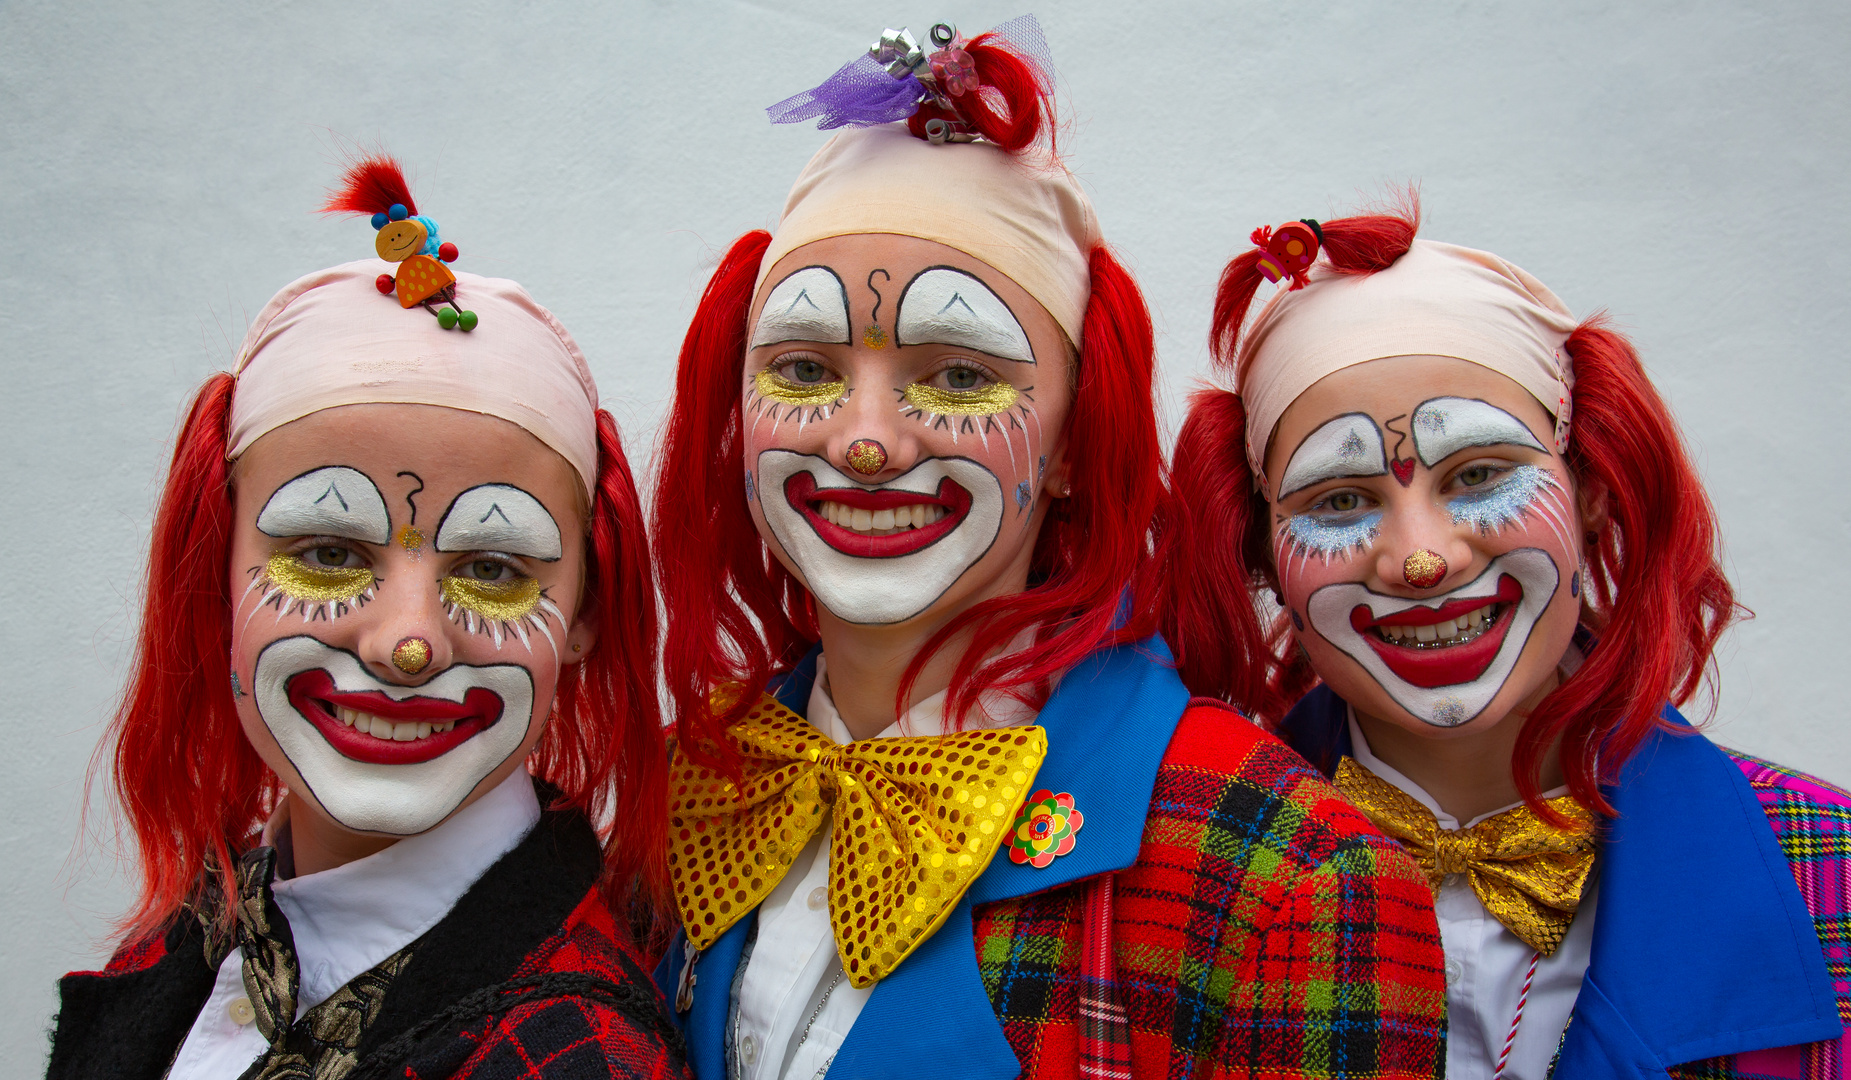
[355,572,454,682]
[1372,500,1475,593]
[824,384,921,482]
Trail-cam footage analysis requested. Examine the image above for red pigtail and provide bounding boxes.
[1511,319,1743,815]
[101,373,275,946]
[320,156,418,218]
[540,408,668,920]
[907,33,1055,154]
[906,244,1169,726]
[653,230,816,770]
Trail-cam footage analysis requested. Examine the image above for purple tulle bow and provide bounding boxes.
[766,14,1054,132]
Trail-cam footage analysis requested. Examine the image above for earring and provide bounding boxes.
[571,643,582,653]
[1584,530,1599,548]
[1059,482,1073,497]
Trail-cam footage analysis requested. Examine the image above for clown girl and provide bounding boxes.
[1168,204,1851,1077]
[651,18,1448,1079]
[47,159,687,1079]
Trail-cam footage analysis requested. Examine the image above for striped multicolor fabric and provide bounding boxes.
[1077,875,1132,1080]
[1665,751,1851,1080]
[971,701,1448,1079]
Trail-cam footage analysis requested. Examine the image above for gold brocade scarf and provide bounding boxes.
[1334,755,1599,955]
[668,693,1047,987]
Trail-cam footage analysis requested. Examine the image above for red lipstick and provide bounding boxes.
[785,472,971,558]
[286,669,504,765]
[1347,575,1524,688]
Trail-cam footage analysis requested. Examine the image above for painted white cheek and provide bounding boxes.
[251,636,537,835]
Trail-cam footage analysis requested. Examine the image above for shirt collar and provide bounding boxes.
[1345,709,1569,829]
[262,768,541,1009]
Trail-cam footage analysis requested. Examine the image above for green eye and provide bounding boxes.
[1329,492,1361,512]
[312,546,352,567]
[468,559,507,581]
[1458,466,1496,487]
[945,367,981,390]
[791,360,828,384]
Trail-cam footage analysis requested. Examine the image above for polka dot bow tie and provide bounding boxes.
[1335,755,1599,956]
[669,693,1047,987]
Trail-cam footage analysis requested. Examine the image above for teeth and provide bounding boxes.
[1377,604,1501,648]
[334,707,458,741]
[817,501,946,535]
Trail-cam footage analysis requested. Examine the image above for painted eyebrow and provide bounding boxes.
[750,266,851,348]
[1411,397,1546,467]
[1279,413,1388,497]
[894,266,1034,363]
[257,466,391,543]
[435,484,563,561]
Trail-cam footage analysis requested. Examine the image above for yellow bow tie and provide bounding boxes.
[1334,756,1598,955]
[668,693,1047,987]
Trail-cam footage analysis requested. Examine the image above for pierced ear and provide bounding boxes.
[1575,471,1611,542]
[1040,437,1074,498]
[564,618,597,663]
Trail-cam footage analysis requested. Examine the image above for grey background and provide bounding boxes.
[3,0,1844,1067]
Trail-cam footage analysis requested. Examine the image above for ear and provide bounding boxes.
[1575,469,1611,542]
[1039,430,1074,499]
[564,613,598,663]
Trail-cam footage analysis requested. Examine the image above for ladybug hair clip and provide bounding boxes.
[1251,219,1323,291]
[322,157,478,331]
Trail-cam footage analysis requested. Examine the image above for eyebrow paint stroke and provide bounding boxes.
[1279,414,1389,498]
[895,267,1034,363]
[752,266,852,348]
[1411,397,1546,467]
[257,466,392,543]
[435,484,563,561]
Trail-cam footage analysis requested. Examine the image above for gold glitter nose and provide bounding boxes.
[1403,549,1448,589]
[392,636,432,674]
[845,439,887,476]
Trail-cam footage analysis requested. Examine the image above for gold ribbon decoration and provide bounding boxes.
[1334,755,1598,955]
[668,693,1047,987]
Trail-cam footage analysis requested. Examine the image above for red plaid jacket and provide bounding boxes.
[49,806,689,1080]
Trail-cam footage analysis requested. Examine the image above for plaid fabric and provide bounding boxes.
[1663,753,1851,1080]
[389,888,688,1080]
[1078,874,1133,1080]
[973,701,1447,1080]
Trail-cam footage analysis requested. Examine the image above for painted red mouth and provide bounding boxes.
[286,669,503,765]
[785,472,971,558]
[1348,575,1524,688]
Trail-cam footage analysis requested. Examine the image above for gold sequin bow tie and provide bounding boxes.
[669,693,1047,987]
[1334,756,1599,955]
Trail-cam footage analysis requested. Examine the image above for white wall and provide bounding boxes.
[3,0,1844,1066]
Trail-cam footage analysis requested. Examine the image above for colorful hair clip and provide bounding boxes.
[1251,219,1323,291]
[322,157,478,331]
[766,14,1050,143]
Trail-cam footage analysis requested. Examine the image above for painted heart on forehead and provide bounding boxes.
[755,448,1003,625]
[1305,548,1559,727]
[252,635,536,834]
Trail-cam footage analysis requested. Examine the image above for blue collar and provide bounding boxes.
[1279,685,1840,1074]
[663,636,1192,1079]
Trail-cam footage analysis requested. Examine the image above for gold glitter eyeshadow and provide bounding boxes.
[903,380,1019,416]
[441,575,541,622]
[754,367,845,407]
[264,551,374,604]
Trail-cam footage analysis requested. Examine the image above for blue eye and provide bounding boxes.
[1448,464,1559,534]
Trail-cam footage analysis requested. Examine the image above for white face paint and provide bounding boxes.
[755,448,1004,625]
[1279,413,1388,497]
[1411,396,1546,467]
[895,268,1034,363]
[1304,547,1559,727]
[435,484,563,560]
[257,466,391,542]
[252,635,535,834]
[751,266,851,349]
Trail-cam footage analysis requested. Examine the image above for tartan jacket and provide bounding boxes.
[659,638,1448,1079]
[1282,684,1851,1080]
[47,803,689,1080]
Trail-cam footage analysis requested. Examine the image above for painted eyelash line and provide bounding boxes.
[440,574,564,656]
[244,551,378,626]
[1447,465,1575,552]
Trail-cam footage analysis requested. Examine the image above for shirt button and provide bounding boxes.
[227,996,256,1026]
[1444,957,1463,988]
[740,1033,759,1064]
[807,886,827,911]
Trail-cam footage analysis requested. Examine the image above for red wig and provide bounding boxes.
[907,29,1055,155]
[1167,200,1742,817]
[101,382,667,946]
[653,235,1169,766]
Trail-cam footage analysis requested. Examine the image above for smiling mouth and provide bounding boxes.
[1348,574,1524,688]
[286,669,503,765]
[785,473,971,558]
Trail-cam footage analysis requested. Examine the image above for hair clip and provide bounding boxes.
[1251,219,1323,291]
[766,14,1049,142]
[322,157,478,331]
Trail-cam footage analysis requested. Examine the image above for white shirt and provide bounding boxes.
[167,768,542,1079]
[1348,715,1596,1080]
[729,654,1036,1080]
